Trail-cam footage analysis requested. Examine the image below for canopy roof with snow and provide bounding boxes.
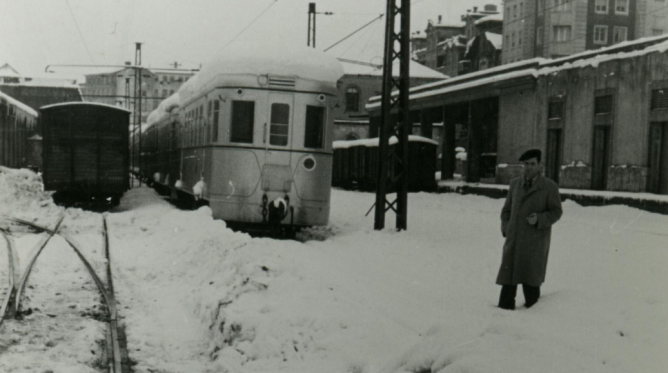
[0,90,38,116]
[367,34,668,110]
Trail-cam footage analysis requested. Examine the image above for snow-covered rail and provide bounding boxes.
[1,216,128,373]
[0,228,17,326]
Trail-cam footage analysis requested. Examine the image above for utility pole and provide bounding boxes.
[307,2,333,48]
[307,3,316,47]
[374,0,411,231]
[134,42,142,187]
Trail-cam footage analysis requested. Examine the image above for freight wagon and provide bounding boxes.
[40,102,130,207]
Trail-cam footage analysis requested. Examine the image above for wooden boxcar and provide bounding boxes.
[40,102,130,206]
[332,136,438,192]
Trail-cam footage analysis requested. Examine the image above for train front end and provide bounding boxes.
[177,44,344,232]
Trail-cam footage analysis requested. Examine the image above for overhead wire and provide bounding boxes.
[63,0,95,63]
[216,0,278,53]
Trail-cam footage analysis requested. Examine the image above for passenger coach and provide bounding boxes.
[141,43,344,230]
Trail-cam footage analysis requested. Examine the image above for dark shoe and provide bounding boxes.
[524,300,537,308]
[498,304,515,310]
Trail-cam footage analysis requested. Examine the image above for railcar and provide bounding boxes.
[139,44,344,231]
[0,91,38,170]
[40,102,130,207]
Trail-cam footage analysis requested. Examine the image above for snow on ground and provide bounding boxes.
[1,168,667,372]
[0,168,110,373]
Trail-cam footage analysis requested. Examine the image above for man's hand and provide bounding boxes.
[526,213,538,225]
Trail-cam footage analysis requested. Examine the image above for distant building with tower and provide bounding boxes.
[411,4,503,77]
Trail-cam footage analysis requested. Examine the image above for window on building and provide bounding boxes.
[269,103,290,146]
[615,0,629,14]
[595,95,613,114]
[230,101,255,143]
[345,86,360,112]
[520,2,524,16]
[594,25,608,44]
[548,101,564,119]
[651,89,668,110]
[537,27,544,45]
[595,0,609,13]
[613,27,628,43]
[505,34,510,47]
[513,5,517,18]
[555,0,570,11]
[479,58,489,70]
[653,28,664,36]
[437,55,446,67]
[538,0,543,13]
[519,32,523,46]
[553,26,572,42]
[512,32,516,47]
[304,106,326,149]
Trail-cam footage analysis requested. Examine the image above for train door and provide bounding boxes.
[648,122,668,194]
[262,92,295,194]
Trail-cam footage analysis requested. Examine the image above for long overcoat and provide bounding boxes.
[496,174,562,287]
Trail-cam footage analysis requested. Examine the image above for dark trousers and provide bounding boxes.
[498,284,541,310]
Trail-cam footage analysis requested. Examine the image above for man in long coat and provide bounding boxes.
[497,149,562,310]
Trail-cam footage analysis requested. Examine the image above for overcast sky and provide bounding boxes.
[0,0,501,80]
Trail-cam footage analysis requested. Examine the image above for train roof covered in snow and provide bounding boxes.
[177,42,344,105]
[146,42,344,128]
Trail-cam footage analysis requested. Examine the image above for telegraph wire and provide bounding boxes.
[217,0,278,53]
[324,14,384,52]
[63,0,95,63]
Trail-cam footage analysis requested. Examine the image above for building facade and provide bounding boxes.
[504,0,668,64]
[80,66,194,124]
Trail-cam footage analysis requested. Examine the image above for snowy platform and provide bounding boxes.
[438,180,668,215]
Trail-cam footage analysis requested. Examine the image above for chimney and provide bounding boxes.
[125,61,131,66]
[438,15,442,24]
[473,6,478,13]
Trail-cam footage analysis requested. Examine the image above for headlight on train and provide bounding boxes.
[302,155,316,171]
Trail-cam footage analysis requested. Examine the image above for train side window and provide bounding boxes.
[230,100,255,143]
[213,100,220,142]
[304,105,325,149]
[270,103,290,146]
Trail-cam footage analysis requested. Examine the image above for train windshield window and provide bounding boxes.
[231,101,255,143]
[270,103,290,146]
[304,106,325,148]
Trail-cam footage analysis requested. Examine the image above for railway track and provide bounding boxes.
[0,215,130,372]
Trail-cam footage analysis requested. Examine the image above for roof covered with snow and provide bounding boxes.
[367,34,668,110]
[475,14,503,25]
[0,90,38,116]
[0,63,21,78]
[176,42,344,105]
[486,32,503,50]
[40,101,131,112]
[340,59,448,80]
